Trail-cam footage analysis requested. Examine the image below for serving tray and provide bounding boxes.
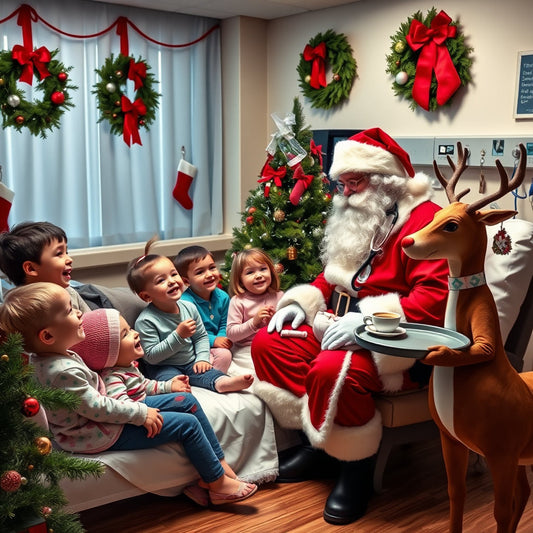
[354,323,470,359]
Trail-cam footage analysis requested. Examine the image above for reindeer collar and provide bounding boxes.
[448,272,486,291]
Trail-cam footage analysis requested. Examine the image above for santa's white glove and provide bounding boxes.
[267,303,306,333]
[321,312,364,350]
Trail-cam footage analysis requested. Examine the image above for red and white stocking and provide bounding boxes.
[173,159,197,210]
[0,182,14,233]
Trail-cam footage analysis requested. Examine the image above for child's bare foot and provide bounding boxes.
[220,459,238,479]
[215,374,254,393]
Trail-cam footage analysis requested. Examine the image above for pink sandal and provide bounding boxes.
[183,483,209,507]
[209,481,257,505]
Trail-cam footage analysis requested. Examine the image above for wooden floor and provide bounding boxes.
[79,437,533,532]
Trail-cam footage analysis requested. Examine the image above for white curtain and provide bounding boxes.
[0,0,222,248]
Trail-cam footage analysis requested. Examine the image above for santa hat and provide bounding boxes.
[329,127,415,180]
[73,308,121,371]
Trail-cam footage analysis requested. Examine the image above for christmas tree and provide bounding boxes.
[222,98,332,290]
[0,333,103,533]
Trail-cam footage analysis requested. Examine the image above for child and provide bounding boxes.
[226,248,283,375]
[174,245,233,373]
[0,282,257,506]
[0,221,91,313]
[126,238,254,393]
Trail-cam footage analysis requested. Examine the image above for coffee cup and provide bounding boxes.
[363,311,401,333]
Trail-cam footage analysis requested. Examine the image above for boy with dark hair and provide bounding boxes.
[0,221,90,312]
[174,245,233,373]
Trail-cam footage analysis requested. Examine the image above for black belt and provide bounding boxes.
[331,288,360,317]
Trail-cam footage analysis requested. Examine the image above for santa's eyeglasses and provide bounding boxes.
[334,173,371,194]
[352,203,399,288]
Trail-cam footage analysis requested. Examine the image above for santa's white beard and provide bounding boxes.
[320,175,407,271]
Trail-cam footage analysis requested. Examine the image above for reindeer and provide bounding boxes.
[401,143,533,533]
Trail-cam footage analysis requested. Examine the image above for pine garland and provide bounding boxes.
[93,53,160,139]
[297,29,357,110]
[0,49,76,138]
[385,7,473,111]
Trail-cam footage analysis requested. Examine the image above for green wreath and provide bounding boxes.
[0,49,76,138]
[93,54,160,142]
[297,29,356,110]
[385,7,473,112]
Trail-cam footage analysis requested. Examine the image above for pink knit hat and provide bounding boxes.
[329,127,415,180]
[73,308,121,371]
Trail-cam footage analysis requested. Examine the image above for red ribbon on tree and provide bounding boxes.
[128,57,146,90]
[121,95,147,146]
[406,10,461,111]
[12,45,51,85]
[303,42,327,89]
[258,155,287,198]
[309,139,323,168]
[289,163,314,205]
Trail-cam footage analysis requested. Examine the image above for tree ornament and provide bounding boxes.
[58,72,68,82]
[93,54,160,146]
[492,227,512,255]
[22,396,40,417]
[1,354,9,362]
[274,263,284,274]
[297,29,357,110]
[333,73,340,82]
[41,506,52,517]
[50,91,65,105]
[105,82,117,93]
[244,243,252,250]
[273,209,286,222]
[7,94,20,107]
[394,40,406,53]
[246,215,254,225]
[35,436,53,455]
[386,8,473,111]
[395,71,409,85]
[287,246,298,260]
[0,77,4,85]
[247,206,257,214]
[1,470,22,492]
[0,49,76,137]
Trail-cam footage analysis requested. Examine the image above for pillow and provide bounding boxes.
[485,218,533,342]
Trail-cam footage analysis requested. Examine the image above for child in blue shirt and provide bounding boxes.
[174,245,233,373]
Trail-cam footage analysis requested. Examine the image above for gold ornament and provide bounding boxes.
[1,354,8,362]
[305,74,311,84]
[273,209,286,222]
[35,436,53,455]
[0,78,4,86]
[287,246,297,260]
[394,41,406,53]
[244,244,252,250]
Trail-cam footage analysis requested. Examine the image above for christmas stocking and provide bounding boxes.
[173,159,197,210]
[0,182,14,233]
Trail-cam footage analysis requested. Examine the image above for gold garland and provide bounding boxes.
[297,29,356,110]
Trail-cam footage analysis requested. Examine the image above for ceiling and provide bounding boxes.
[87,0,359,20]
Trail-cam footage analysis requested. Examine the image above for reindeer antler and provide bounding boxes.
[466,143,527,214]
[432,142,471,204]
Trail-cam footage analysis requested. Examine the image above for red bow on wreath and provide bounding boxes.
[406,10,461,111]
[290,163,314,205]
[11,45,51,85]
[303,42,327,89]
[121,95,147,146]
[128,58,147,91]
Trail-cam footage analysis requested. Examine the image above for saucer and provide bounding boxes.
[365,325,406,338]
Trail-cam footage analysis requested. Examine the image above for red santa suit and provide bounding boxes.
[252,130,449,463]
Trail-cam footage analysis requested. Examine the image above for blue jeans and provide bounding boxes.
[108,392,225,483]
[142,360,226,391]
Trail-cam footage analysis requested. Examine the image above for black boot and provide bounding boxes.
[276,445,339,483]
[323,456,375,525]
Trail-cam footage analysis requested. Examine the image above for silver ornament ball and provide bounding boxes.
[106,82,117,93]
[395,71,409,86]
[7,94,21,108]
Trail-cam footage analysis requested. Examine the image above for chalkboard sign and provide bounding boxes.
[514,51,533,118]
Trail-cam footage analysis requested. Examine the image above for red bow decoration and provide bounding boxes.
[258,156,287,198]
[289,164,314,205]
[121,95,147,146]
[128,58,147,91]
[310,139,323,168]
[12,45,51,85]
[406,10,461,111]
[303,42,327,89]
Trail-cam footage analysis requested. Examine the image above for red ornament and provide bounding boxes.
[15,115,24,125]
[41,506,52,517]
[247,206,257,214]
[51,91,65,105]
[274,263,284,274]
[333,73,340,82]
[114,100,121,107]
[58,72,68,82]
[116,70,123,78]
[22,397,40,417]
[139,119,145,126]
[1,470,22,492]
[246,216,254,225]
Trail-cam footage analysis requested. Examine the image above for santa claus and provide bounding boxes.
[251,127,449,525]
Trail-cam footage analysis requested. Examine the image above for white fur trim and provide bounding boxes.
[276,284,326,325]
[358,292,414,386]
[406,172,431,197]
[330,140,409,180]
[253,380,304,429]
[323,264,359,297]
